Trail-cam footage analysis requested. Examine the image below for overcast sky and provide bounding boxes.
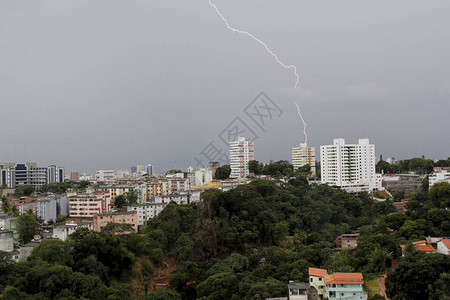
[1,0,449,174]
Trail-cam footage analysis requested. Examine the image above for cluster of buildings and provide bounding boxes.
[0,162,64,189]
[267,268,367,300]
[77,164,154,182]
[400,237,450,256]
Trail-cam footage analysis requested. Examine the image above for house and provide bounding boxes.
[265,282,310,300]
[437,239,450,255]
[309,268,327,300]
[335,233,359,250]
[324,272,367,300]
[288,282,310,300]
[400,240,436,256]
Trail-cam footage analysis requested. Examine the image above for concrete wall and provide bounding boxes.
[0,230,14,252]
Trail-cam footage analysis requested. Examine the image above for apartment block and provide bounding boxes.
[36,195,69,222]
[320,138,381,193]
[292,143,316,175]
[68,192,111,218]
[230,136,254,178]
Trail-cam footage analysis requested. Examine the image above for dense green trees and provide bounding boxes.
[215,165,231,180]
[14,185,34,197]
[1,174,449,299]
[14,212,40,245]
[376,157,444,175]
[386,250,450,300]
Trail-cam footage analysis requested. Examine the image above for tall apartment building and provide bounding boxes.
[146,164,154,176]
[230,137,254,178]
[0,163,64,189]
[292,143,316,175]
[320,138,381,193]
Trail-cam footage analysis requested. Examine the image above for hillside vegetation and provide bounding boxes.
[1,178,449,299]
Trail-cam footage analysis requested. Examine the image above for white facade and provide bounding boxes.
[320,138,381,193]
[429,167,450,188]
[292,143,316,175]
[193,169,213,186]
[96,170,116,181]
[52,221,93,241]
[230,136,254,178]
[37,199,57,222]
[127,203,166,225]
[437,240,450,255]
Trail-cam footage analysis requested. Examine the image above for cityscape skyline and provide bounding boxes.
[1,1,449,174]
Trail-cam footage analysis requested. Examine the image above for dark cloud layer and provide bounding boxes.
[1,0,449,173]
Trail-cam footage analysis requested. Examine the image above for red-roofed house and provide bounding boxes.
[400,241,436,256]
[309,268,327,299]
[437,239,450,255]
[325,272,367,299]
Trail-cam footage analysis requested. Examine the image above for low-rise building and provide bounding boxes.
[0,213,16,231]
[429,167,450,188]
[127,203,166,226]
[309,268,327,300]
[52,221,93,241]
[325,272,366,300]
[335,233,359,250]
[93,211,138,233]
[400,240,436,256]
[288,282,310,300]
[382,174,422,192]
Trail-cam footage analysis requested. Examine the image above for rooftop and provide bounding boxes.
[325,272,364,285]
[309,267,327,278]
[96,211,137,217]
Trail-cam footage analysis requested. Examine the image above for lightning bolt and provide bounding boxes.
[295,101,307,145]
[208,0,308,144]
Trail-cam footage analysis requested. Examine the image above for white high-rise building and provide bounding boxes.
[320,138,382,193]
[292,143,316,175]
[230,136,254,178]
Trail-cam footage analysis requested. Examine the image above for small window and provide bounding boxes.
[319,278,323,281]
[310,278,313,282]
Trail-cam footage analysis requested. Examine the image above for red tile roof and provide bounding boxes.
[325,272,364,285]
[412,240,427,245]
[415,244,436,252]
[401,244,436,252]
[309,267,327,278]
